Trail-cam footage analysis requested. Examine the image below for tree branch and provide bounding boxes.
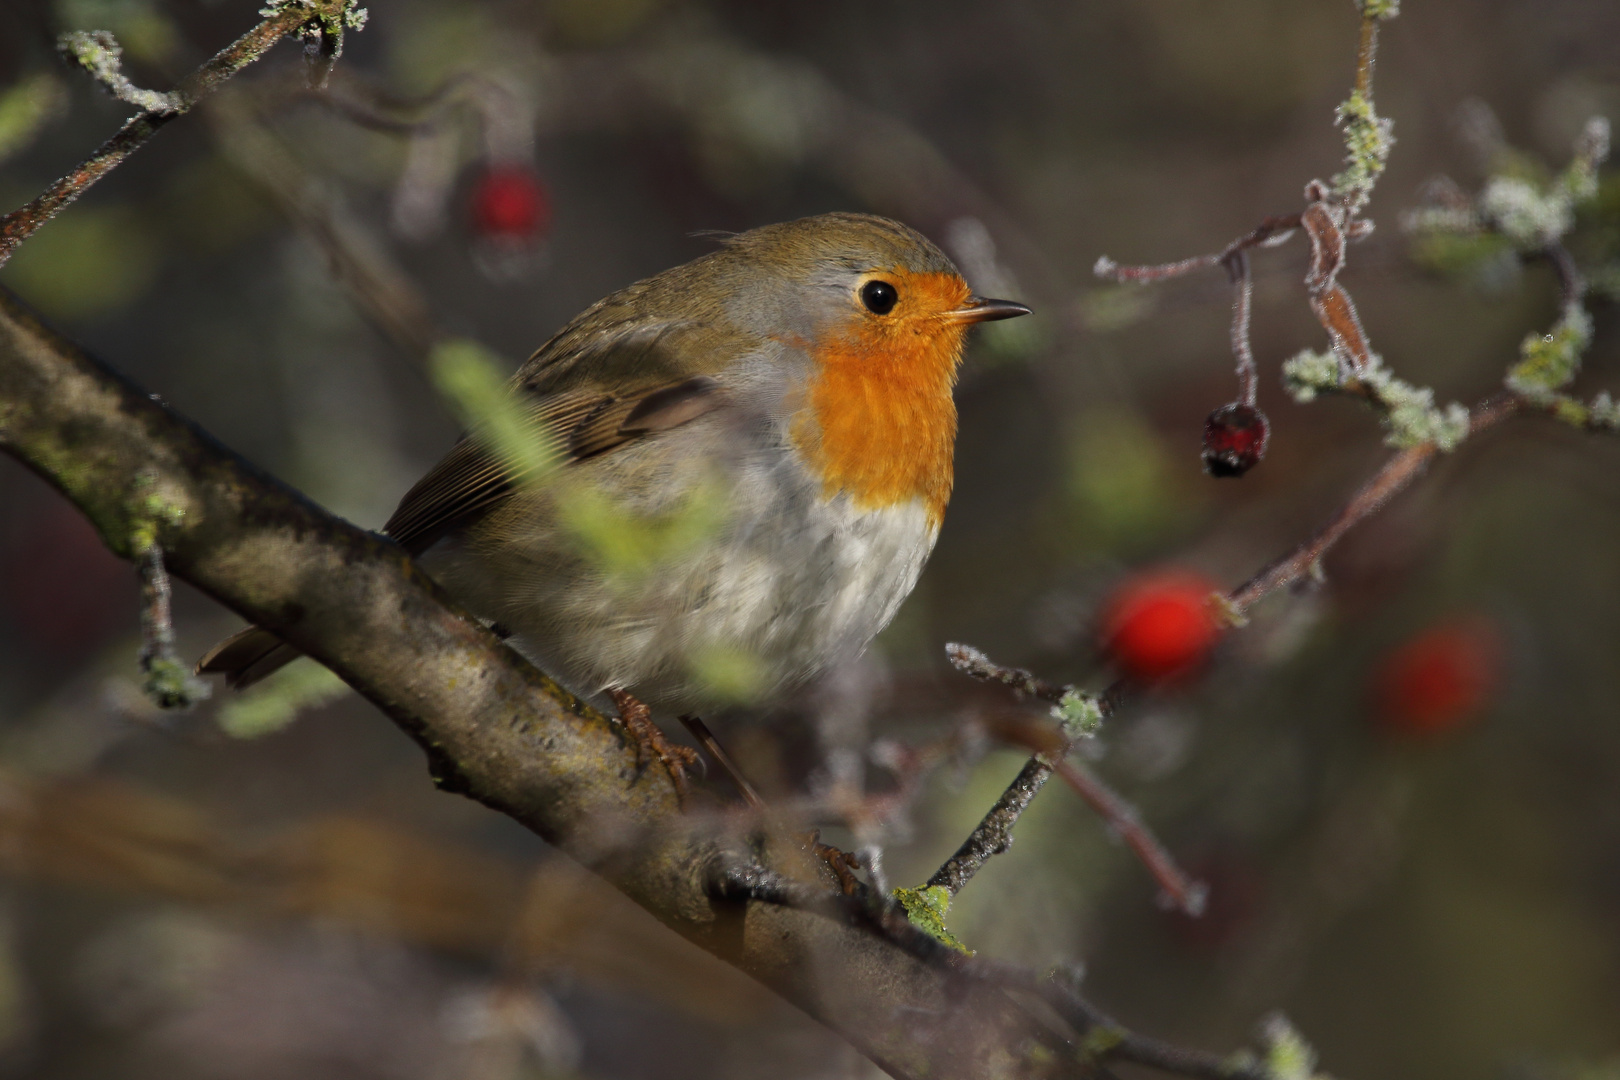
[0,287,1070,1080]
[0,0,357,267]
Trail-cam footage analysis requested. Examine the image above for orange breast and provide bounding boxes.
[792,271,971,528]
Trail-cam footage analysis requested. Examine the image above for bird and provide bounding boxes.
[198,212,1030,795]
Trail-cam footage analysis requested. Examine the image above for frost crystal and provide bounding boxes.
[1478,177,1573,249]
[1053,690,1104,739]
[1281,349,1342,403]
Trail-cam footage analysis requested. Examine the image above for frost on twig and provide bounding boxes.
[130,483,209,710]
[1282,349,1472,451]
[263,0,371,88]
[944,642,1105,739]
[58,31,184,114]
[1405,114,1614,433]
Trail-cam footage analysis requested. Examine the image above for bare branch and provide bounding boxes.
[0,0,361,267]
[58,31,184,114]
[926,755,1056,896]
[0,287,1069,1080]
[1052,760,1206,917]
[1229,393,1519,612]
[1224,249,1258,406]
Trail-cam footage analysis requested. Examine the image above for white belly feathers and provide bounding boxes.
[416,409,942,713]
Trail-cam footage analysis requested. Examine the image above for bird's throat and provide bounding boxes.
[794,316,965,528]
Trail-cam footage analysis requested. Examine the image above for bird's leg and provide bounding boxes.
[679,715,764,810]
[806,828,863,896]
[677,716,863,893]
[608,688,700,803]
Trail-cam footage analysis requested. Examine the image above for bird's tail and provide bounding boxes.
[195,626,302,689]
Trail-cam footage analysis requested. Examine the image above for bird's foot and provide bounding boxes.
[609,688,700,804]
[806,829,863,896]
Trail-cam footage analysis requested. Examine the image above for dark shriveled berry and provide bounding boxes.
[1202,402,1270,477]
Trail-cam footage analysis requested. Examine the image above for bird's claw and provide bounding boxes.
[609,688,700,804]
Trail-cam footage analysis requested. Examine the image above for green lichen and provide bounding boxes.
[58,30,182,113]
[1557,116,1611,205]
[1357,0,1400,18]
[1506,303,1594,403]
[261,0,368,83]
[260,0,369,41]
[143,655,205,710]
[1331,88,1394,212]
[1479,176,1573,249]
[1052,689,1104,740]
[1372,375,1471,450]
[892,885,970,954]
[129,485,186,556]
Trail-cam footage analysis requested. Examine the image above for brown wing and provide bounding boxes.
[197,373,725,690]
[382,374,723,555]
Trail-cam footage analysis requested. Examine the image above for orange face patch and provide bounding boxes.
[792,269,972,527]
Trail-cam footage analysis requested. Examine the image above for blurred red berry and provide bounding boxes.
[470,165,551,243]
[1202,402,1269,478]
[1100,570,1221,683]
[1373,618,1503,737]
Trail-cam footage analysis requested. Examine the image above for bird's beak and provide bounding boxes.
[944,296,1033,325]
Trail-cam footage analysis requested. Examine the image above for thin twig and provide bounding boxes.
[207,91,439,360]
[938,391,1522,905]
[1094,215,1302,287]
[1053,760,1205,917]
[1038,972,1270,1080]
[1229,392,1519,612]
[58,31,184,114]
[0,2,340,267]
[1353,14,1378,100]
[679,716,765,810]
[945,642,1071,706]
[939,648,1201,912]
[136,544,210,709]
[926,755,1055,896]
[1224,249,1258,406]
[718,860,1268,1080]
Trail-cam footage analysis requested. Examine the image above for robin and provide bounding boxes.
[198,212,1029,794]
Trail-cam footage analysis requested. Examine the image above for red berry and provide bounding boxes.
[470,165,551,242]
[1100,570,1221,683]
[1373,618,1503,737]
[1202,402,1269,478]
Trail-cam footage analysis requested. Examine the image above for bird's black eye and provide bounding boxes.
[860,279,898,315]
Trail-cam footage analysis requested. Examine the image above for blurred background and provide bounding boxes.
[1,1,1618,1078]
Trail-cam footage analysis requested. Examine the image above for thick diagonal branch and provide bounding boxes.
[0,288,1059,1080]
